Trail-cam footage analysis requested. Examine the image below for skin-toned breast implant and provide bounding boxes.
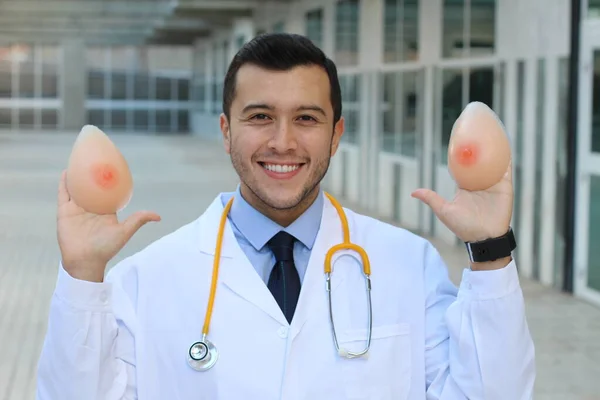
[66,125,133,215]
[447,102,511,192]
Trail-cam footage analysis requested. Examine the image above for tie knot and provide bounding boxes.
[267,231,296,262]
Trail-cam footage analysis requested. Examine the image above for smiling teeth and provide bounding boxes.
[263,164,300,173]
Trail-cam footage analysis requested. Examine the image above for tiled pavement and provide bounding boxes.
[0,131,598,399]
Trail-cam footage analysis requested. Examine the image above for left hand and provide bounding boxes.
[411,160,513,244]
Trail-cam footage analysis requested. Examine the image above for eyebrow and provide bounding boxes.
[241,103,327,117]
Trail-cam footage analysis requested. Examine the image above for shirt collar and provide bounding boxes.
[226,185,324,251]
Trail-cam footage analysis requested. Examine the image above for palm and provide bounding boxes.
[56,170,161,273]
[412,161,513,243]
[58,201,127,264]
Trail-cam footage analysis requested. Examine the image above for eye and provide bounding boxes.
[250,113,270,121]
[297,115,317,122]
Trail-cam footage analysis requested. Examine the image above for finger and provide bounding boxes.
[58,170,71,206]
[411,188,447,215]
[120,211,161,241]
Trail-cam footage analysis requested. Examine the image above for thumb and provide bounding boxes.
[411,189,447,216]
[120,211,161,242]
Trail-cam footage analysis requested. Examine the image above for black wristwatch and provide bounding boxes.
[465,227,517,262]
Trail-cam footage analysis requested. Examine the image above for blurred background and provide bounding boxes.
[0,0,599,399]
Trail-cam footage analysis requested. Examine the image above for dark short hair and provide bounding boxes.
[222,33,342,124]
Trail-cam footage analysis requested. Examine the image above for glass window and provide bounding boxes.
[592,50,600,153]
[41,46,59,99]
[178,110,189,132]
[134,74,150,100]
[589,0,600,17]
[111,72,128,100]
[514,60,525,245]
[18,108,35,129]
[134,110,149,131]
[110,110,127,130]
[178,79,190,101]
[0,46,11,98]
[442,0,495,58]
[222,40,229,76]
[272,22,285,33]
[156,77,172,101]
[468,67,494,107]
[16,45,35,98]
[533,59,545,280]
[306,9,324,48]
[340,74,360,144]
[0,108,11,127]
[156,109,172,132]
[335,0,360,66]
[555,57,569,288]
[381,70,423,157]
[41,109,59,129]
[440,68,463,164]
[588,175,600,292]
[87,110,105,127]
[87,71,105,99]
[383,0,419,63]
[236,35,246,50]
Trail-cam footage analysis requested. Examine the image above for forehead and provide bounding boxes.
[233,64,331,108]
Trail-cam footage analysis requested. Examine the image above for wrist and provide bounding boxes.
[464,227,516,264]
[62,261,106,283]
[470,256,512,271]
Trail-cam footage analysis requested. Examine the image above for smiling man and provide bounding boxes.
[37,33,535,400]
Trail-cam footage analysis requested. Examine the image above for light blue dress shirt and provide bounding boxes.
[220,186,324,284]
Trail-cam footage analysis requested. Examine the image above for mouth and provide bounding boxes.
[258,162,305,180]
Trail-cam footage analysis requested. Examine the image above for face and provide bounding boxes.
[220,64,344,224]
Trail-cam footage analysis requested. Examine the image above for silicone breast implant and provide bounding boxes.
[66,125,133,215]
[447,102,511,191]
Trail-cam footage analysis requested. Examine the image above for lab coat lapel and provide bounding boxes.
[290,196,346,338]
[197,195,288,326]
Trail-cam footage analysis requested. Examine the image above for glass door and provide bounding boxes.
[575,20,600,306]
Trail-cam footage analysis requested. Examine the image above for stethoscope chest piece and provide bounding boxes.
[187,338,218,371]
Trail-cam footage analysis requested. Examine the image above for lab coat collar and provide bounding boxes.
[196,193,345,328]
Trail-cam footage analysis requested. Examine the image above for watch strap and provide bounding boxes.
[465,228,517,262]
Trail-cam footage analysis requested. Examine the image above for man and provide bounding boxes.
[36,33,535,399]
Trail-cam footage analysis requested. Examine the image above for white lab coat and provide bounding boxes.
[36,194,535,400]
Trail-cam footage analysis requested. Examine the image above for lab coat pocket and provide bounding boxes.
[338,323,412,400]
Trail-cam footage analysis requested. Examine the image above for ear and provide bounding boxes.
[330,116,345,157]
[220,113,231,154]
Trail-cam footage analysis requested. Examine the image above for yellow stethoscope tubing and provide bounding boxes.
[323,192,371,275]
[202,196,233,338]
[200,192,373,359]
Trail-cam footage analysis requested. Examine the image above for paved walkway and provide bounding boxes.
[0,131,598,399]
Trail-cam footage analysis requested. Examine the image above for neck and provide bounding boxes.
[239,184,320,227]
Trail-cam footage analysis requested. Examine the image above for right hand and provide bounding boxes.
[57,170,161,282]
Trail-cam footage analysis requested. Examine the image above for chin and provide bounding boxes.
[260,189,305,210]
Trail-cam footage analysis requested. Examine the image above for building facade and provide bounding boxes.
[1,0,599,308]
[190,0,600,307]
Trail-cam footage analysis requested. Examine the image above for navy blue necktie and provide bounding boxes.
[267,231,301,323]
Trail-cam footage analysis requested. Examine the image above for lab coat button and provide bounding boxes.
[99,291,108,303]
[277,326,288,338]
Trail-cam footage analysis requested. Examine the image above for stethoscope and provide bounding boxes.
[187,192,373,371]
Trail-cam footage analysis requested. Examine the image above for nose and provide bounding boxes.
[268,119,297,152]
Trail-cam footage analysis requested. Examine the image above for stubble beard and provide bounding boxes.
[228,133,333,215]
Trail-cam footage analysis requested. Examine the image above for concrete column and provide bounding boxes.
[419,0,442,235]
[61,38,86,131]
[358,0,384,211]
